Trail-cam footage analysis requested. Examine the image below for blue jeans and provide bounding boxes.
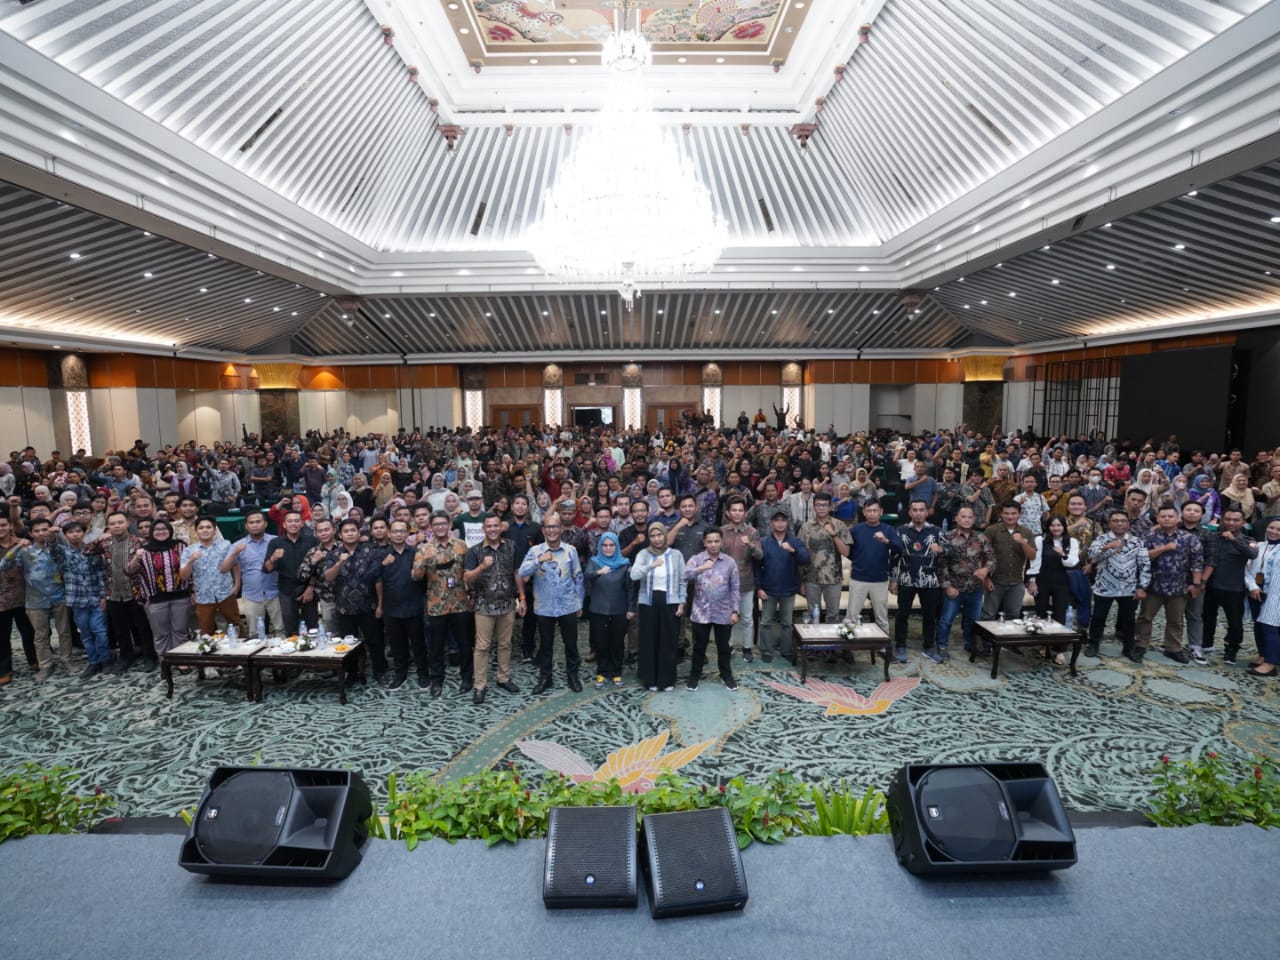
[936,589,983,650]
[71,603,111,666]
[1067,569,1093,628]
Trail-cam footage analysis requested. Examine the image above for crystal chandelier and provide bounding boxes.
[527,4,723,310]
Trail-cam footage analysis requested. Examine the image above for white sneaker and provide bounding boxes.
[202,667,221,679]
[1190,649,1209,666]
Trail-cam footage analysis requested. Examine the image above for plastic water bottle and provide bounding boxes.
[810,606,821,624]
[299,618,308,638]
[226,623,238,645]
[998,612,1005,623]
[1065,608,1075,630]
[256,616,266,641]
[317,618,327,645]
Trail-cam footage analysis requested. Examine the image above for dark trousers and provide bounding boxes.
[1203,586,1246,656]
[893,585,941,648]
[1089,594,1137,648]
[0,607,35,673]
[429,611,474,687]
[637,592,679,690]
[1034,578,1072,624]
[690,621,734,684]
[384,614,427,678]
[519,613,539,659]
[589,612,627,677]
[278,592,318,636]
[1067,569,1093,628]
[334,610,386,676]
[107,599,155,663]
[536,612,581,680]
[1250,592,1267,653]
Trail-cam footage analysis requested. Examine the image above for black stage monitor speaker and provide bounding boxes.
[179,767,372,883]
[887,762,1076,875]
[542,805,638,909]
[641,807,748,918]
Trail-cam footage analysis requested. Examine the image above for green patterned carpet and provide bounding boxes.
[2,618,1278,818]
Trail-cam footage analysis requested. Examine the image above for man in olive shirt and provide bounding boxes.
[721,496,763,661]
[983,502,1037,620]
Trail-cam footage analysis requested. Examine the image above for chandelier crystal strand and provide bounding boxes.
[527,5,723,310]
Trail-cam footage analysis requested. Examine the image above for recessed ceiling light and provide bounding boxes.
[319,293,326,297]
[601,310,607,315]
[1174,243,1185,250]
[208,253,215,258]
[770,309,778,314]
[529,58,538,64]
[1106,264,1116,270]
[792,266,804,272]
[872,310,880,315]
[1050,279,1060,285]
[244,297,253,303]
[677,57,687,63]
[568,58,577,64]
[826,309,834,314]
[317,251,325,259]
[460,27,469,35]
[656,309,664,315]
[272,306,280,312]
[142,272,153,278]
[199,287,208,293]
[447,1,458,8]
[392,270,404,278]
[962,305,970,309]
[1271,216,1280,223]
[858,266,869,272]
[1042,245,1051,251]
[143,231,151,237]
[68,252,81,259]
[1007,292,1016,297]
[52,344,61,350]
[995,262,1003,268]
[428,312,437,318]
[979,300,988,305]
[1103,222,1112,228]
[1186,190,1198,197]
[291,311,298,317]
[383,313,391,319]
[716,57,725,64]
[935,244,942,252]
[958,277,965,282]
[458,269,471,276]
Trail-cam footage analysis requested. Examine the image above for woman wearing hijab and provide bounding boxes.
[1189,475,1222,525]
[586,531,631,688]
[321,470,344,515]
[1169,474,1192,513]
[1220,473,1258,527]
[425,473,450,512]
[374,472,396,510]
[0,463,14,499]
[1246,517,1280,674]
[630,523,685,691]
[126,519,190,658]
[350,474,376,515]
[168,461,197,498]
[331,490,355,522]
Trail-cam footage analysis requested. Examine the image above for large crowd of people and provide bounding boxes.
[2,416,1279,702]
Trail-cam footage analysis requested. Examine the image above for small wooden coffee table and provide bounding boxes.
[971,620,1083,679]
[161,640,265,701]
[793,623,893,683]
[248,641,366,705]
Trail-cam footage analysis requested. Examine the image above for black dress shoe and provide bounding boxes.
[429,683,443,698]
[1163,648,1190,664]
[567,676,583,692]
[1127,648,1145,664]
[417,674,431,689]
[78,663,104,680]
[532,676,553,695]
[472,686,486,705]
[385,672,408,690]
[1083,644,1099,658]
[497,680,520,694]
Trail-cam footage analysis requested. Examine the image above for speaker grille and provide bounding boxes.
[195,770,293,865]
[642,808,748,918]
[916,766,1017,862]
[543,806,638,908]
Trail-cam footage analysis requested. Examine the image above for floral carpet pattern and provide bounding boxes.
[2,624,1277,818]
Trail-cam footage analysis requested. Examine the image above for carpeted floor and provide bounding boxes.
[1,827,1275,960]
[2,616,1277,818]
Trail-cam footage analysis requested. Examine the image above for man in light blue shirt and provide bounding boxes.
[518,514,584,695]
[219,510,281,634]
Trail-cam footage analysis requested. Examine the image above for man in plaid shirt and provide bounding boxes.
[58,521,111,678]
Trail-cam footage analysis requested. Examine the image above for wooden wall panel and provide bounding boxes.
[366,366,399,390]
[87,355,137,388]
[299,366,345,391]
[343,366,372,390]
[0,350,48,387]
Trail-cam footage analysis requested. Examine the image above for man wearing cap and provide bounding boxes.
[452,490,489,549]
[755,510,810,663]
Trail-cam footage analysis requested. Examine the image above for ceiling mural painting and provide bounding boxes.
[449,0,808,64]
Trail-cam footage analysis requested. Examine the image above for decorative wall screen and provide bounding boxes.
[464,389,484,429]
[67,390,92,455]
[623,387,643,431]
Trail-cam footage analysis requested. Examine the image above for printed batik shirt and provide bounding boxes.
[1144,528,1204,596]
[0,543,66,608]
[895,523,945,589]
[798,518,851,586]
[465,539,517,617]
[517,542,585,617]
[683,551,741,625]
[332,543,386,616]
[939,529,995,594]
[1088,533,1152,596]
[179,539,235,605]
[413,537,472,616]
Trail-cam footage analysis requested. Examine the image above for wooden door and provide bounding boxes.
[646,404,688,433]
[491,404,539,429]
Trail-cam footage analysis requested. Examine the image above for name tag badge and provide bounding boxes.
[447,576,456,590]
